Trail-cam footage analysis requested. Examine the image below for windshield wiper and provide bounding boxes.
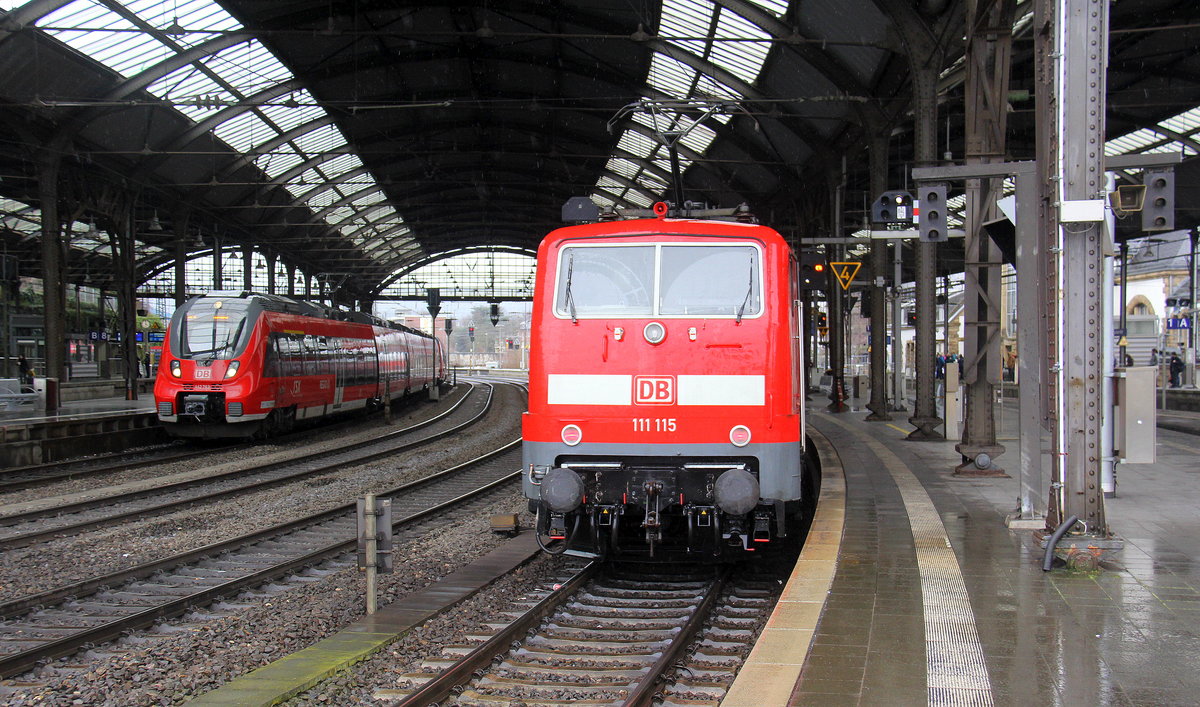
[735,261,754,323]
[564,253,578,323]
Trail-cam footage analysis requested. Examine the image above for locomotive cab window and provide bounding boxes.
[554,242,762,319]
[175,298,253,359]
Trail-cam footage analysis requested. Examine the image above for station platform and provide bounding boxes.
[0,380,156,428]
[728,403,1200,707]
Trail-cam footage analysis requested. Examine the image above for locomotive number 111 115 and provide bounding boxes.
[632,418,677,432]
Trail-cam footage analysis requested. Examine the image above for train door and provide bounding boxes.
[332,337,345,409]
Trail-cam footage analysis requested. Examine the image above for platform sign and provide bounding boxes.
[1167,317,1191,330]
[829,262,861,291]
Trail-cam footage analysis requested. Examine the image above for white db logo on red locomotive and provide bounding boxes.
[195,369,211,379]
[634,376,675,405]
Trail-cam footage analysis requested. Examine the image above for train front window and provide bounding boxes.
[659,245,760,317]
[554,243,762,319]
[555,246,655,317]
[178,299,252,358]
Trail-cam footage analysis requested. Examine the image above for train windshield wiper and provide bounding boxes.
[564,253,578,323]
[735,261,754,323]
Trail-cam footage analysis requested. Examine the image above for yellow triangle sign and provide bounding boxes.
[830,261,861,291]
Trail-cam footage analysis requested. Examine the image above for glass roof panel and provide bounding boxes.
[206,39,292,97]
[746,0,788,16]
[257,146,304,177]
[213,110,274,153]
[710,8,772,84]
[606,158,641,179]
[660,0,714,58]
[318,154,364,181]
[617,130,657,159]
[292,124,348,159]
[259,90,324,132]
[37,2,175,77]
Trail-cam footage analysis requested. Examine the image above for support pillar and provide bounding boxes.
[908,65,943,439]
[37,151,66,386]
[1040,0,1114,543]
[242,244,253,292]
[956,0,1017,474]
[866,135,891,421]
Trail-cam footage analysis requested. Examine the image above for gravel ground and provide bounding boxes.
[1,490,547,706]
[0,383,518,602]
[285,552,579,706]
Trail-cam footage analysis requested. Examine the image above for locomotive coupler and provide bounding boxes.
[548,511,568,540]
[641,481,663,529]
[752,511,772,543]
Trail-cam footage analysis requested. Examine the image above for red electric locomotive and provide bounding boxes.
[522,203,807,559]
[154,291,443,438]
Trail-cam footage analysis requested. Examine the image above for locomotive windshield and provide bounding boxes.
[555,243,761,319]
[174,298,255,359]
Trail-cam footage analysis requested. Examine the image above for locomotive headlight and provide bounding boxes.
[729,425,752,447]
[224,360,240,379]
[643,321,666,345]
[170,360,182,378]
[561,424,582,446]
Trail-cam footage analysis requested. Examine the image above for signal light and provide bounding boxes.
[730,425,751,447]
[1141,168,1175,232]
[561,424,582,446]
[918,184,948,242]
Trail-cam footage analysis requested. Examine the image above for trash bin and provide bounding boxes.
[33,377,59,412]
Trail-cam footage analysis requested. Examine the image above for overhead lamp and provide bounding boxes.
[147,211,162,231]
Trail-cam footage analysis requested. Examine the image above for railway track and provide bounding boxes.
[0,388,463,493]
[0,438,524,679]
[0,382,502,549]
[383,563,783,707]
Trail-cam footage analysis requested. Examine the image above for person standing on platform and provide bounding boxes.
[17,354,31,385]
[1150,348,1159,366]
[1169,353,1184,388]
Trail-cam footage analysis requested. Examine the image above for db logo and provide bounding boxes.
[634,376,675,405]
[195,369,211,379]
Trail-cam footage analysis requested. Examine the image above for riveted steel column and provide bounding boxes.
[1050,0,1109,535]
[908,65,943,439]
[956,0,1017,473]
[866,135,891,420]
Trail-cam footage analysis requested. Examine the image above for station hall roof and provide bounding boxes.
[0,0,1198,300]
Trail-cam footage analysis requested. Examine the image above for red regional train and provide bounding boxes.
[522,202,809,559]
[154,291,444,438]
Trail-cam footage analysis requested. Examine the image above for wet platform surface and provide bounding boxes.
[791,405,1200,707]
[0,392,155,427]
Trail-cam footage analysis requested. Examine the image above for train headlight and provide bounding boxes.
[224,360,240,379]
[561,424,582,446]
[643,321,666,345]
[729,425,752,447]
[170,360,182,378]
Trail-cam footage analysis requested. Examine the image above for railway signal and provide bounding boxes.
[917,185,948,242]
[800,251,828,290]
[871,190,914,225]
